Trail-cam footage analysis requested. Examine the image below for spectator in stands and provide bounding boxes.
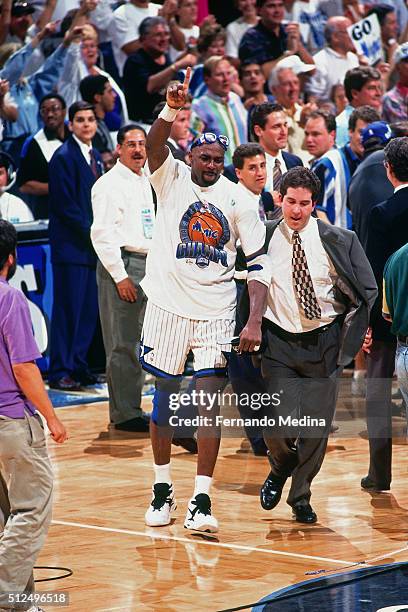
[241,62,272,109]
[48,101,103,391]
[305,109,336,167]
[268,56,315,162]
[111,0,184,77]
[363,137,408,493]
[226,0,259,66]
[0,0,34,46]
[0,77,17,140]
[239,0,314,79]
[18,93,69,220]
[366,4,398,64]
[382,43,408,124]
[311,106,380,228]
[336,66,382,148]
[191,55,248,165]
[169,0,199,62]
[0,152,33,223]
[180,23,227,99]
[331,83,348,115]
[80,74,116,153]
[365,0,408,40]
[59,24,129,130]
[123,16,195,124]
[348,120,393,250]
[306,16,359,102]
[251,101,303,217]
[152,100,192,162]
[0,21,80,163]
[290,0,326,54]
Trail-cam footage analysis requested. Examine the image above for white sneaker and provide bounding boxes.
[184,493,218,533]
[145,482,176,527]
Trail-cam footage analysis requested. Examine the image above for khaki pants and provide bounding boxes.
[0,413,53,611]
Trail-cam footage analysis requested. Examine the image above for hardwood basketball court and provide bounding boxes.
[38,381,408,611]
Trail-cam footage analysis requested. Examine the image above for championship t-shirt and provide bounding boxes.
[141,151,268,320]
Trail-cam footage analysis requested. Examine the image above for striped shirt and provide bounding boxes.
[191,91,248,165]
[311,146,355,230]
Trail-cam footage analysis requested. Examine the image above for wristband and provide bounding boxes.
[158,103,180,122]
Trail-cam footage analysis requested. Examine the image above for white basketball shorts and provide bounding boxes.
[140,301,235,377]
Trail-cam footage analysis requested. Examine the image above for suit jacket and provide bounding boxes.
[348,150,394,250]
[224,151,303,215]
[48,136,103,266]
[239,219,378,366]
[366,186,408,341]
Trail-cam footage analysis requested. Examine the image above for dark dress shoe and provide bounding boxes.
[292,502,317,524]
[49,376,81,391]
[361,476,390,491]
[260,472,286,510]
[172,437,198,453]
[114,416,150,432]
[75,372,104,386]
[251,438,268,456]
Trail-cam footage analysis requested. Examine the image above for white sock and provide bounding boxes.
[194,475,212,497]
[153,462,172,485]
[353,370,366,380]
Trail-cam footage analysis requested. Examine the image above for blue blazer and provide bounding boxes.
[48,136,103,266]
[224,151,303,213]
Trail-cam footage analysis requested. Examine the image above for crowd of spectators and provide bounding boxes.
[0,0,405,202]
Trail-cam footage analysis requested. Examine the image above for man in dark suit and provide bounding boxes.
[48,101,103,391]
[362,137,408,491]
[348,123,394,251]
[238,167,377,523]
[224,102,303,219]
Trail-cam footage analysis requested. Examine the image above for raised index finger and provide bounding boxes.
[183,66,192,93]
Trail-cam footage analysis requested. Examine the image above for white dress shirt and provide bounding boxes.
[235,181,263,216]
[72,134,93,165]
[265,150,287,194]
[394,184,408,194]
[91,160,155,284]
[265,217,345,333]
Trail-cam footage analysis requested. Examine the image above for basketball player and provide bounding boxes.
[141,68,271,532]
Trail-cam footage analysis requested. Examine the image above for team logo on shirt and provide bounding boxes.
[176,201,230,268]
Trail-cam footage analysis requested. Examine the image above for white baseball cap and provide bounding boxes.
[274,54,315,75]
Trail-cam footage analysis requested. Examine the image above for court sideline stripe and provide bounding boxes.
[52,519,355,565]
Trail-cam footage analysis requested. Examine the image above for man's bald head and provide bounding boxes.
[325,16,355,54]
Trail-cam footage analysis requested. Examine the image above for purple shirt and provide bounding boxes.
[0,278,41,418]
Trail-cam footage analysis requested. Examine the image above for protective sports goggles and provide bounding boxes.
[190,132,230,151]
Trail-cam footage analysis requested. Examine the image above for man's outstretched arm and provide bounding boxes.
[146,66,192,174]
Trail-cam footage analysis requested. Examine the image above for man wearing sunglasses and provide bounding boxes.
[141,68,271,533]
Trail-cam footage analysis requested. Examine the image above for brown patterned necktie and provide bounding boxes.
[292,230,321,320]
[273,158,282,191]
